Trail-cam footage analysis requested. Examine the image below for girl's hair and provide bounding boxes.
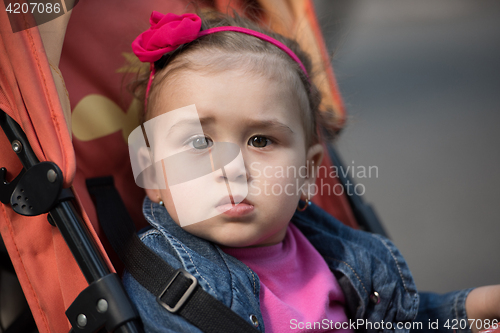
[131,10,334,147]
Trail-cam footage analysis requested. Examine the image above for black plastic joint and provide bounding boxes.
[66,273,140,333]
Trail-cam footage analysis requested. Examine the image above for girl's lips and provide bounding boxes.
[216,203,254,217]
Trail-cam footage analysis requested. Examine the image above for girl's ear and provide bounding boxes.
[137,145,162,203]
[301,143,324,200]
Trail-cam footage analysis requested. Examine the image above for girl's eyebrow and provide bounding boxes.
[166,117,293,135]
[244,118,294,134]
[166,116,216,136]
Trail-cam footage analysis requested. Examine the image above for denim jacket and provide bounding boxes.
[123,197,472,333]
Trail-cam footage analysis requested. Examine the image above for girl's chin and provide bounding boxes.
[211,233,263,248]
[214,233,283,248]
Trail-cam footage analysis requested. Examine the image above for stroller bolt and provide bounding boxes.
[47,169,57,182]
[11,140,22,153]
[77,314,87,327]
[97,299,108,313]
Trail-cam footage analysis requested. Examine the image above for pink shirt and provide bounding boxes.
[222,224,353,333]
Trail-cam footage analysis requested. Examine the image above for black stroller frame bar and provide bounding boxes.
[0,110,144,333]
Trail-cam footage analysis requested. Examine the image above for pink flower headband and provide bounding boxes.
[131,11,310,110]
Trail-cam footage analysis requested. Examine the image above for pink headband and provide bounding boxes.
[131,12,309,110]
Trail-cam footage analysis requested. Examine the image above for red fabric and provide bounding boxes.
[60,0,195,246]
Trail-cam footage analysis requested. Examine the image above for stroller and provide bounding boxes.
[0,0,388,332]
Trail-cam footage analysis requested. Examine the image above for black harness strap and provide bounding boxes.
[86,177,260,333]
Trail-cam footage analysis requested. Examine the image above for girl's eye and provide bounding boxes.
[189,136,213,150]
[248,136,271,148]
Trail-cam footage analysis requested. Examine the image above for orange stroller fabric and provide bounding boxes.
[0,4,109,332]
[0,1,355,332]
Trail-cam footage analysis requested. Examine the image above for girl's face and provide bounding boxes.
[145,68,323,247]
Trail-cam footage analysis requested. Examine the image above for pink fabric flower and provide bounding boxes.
[132,11,202,63]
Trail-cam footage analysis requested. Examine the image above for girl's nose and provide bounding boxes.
[209,142,248,183]
[219,151,249,183]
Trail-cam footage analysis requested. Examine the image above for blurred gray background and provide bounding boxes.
[314,0,500,293]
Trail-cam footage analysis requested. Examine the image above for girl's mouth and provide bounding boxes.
[216,196,254,217]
